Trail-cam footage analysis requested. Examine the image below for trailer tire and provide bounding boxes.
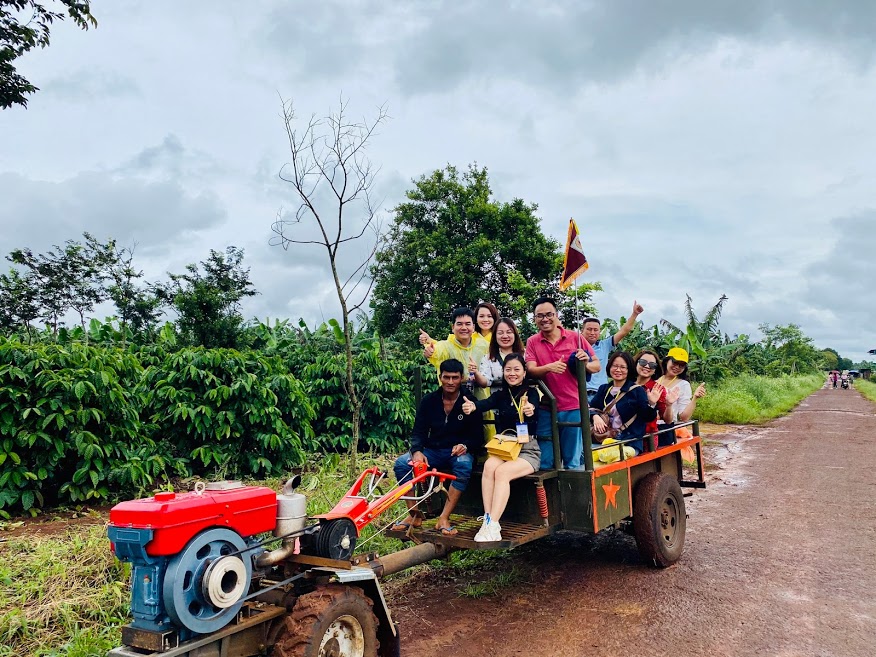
[633,472,686,568]
[273,584,379,657]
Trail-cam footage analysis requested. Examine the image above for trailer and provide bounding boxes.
[106,368,705,657]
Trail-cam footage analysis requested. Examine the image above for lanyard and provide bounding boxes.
[510,390,526,424]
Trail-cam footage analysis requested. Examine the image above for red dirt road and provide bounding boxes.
[389,388,876,657]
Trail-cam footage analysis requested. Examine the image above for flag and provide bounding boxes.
[559,218,588,291]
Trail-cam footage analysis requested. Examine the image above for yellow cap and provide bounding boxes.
[667,347,689,363]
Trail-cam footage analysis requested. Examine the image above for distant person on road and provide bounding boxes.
[391,359,482,536]
[461,354,540,542]
[582,301,645,404]
[831,371,838,388]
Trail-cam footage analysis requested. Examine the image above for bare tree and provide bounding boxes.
[271,96,388,466]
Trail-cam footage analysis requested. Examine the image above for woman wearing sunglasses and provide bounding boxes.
[633,349,674,449]
[589,351,660,456]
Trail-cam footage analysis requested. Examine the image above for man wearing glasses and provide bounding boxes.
[525,297,600,469]
[582,300,644,403]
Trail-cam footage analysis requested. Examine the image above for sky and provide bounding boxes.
[1,0,874,359]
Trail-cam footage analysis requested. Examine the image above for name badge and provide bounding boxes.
[516,422,530,443]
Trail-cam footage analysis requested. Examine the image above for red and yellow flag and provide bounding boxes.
[559,218,588,291]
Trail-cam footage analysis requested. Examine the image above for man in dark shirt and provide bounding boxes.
[391,359,482,535]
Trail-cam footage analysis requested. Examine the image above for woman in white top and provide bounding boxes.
[657,347,706,423]
[473,318,525,394]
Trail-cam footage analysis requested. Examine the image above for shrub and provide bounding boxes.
[140,348,315,478]
[695,374,822,424]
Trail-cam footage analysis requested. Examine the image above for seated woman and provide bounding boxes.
[461,354,539,542]
[589,351,660,458]
[632,349,673,449]
[657,347,706,427]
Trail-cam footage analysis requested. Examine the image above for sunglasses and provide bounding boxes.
[637,359,658,371]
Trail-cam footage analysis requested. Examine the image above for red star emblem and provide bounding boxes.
[602,479,621,509]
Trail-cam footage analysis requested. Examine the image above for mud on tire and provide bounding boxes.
[633,472,686,568]
[273,584,379,657]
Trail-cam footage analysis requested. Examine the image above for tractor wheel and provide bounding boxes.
[633,472,686,568]
[272,584,379,657]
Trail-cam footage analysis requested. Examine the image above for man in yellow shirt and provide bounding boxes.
[423,307,489,397]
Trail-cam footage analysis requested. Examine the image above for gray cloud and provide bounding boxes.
[389,1,876,95]
[0,172,226,259]
[42,68,141,102]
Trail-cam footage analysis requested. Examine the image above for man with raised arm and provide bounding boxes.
[391,359,482,536]
[583,300,644,403]
[420,306,489,396]
[525,297,600,469]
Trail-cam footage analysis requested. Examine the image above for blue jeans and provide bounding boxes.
[393,448,473,492]
[536,409,583,469]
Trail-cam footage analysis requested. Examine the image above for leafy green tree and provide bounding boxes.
[0,267,40,339]
[157,246,257,349]
[759,323,826,375]
[371,164,582,343]
[104,242,164,339]
[1,0,97,109]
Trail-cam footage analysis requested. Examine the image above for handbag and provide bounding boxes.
[590,385,640,444]
[485,430,523,461]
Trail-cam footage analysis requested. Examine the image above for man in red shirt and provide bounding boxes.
[525,297,600,469]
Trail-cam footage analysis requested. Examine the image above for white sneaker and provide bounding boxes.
[487,520,502,542]
[473,515,491,542]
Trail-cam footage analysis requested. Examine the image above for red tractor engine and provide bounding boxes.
[108,481,300,646]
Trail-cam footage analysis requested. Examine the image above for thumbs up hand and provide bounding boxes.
[461,396,476,415]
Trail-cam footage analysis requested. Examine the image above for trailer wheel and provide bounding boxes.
[633,472,686,568]
[273,584,379,657]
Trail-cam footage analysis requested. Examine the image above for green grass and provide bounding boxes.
[694,374,823,424]
[0,525,129,657]
[854,378,876,404]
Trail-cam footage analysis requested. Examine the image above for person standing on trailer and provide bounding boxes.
[525,297,600,469]
[582,300,645,404]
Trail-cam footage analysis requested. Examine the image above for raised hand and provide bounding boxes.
[632,300,644,316]
[461,396,476,415]
[418,328,433,346]
[423,342,436,359]
[694,383,707,399]
[468,357,478,373]
[522,400,535,417]
[647,385,662,405]
[666,386,681,405]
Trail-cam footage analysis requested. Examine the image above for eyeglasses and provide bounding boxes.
[535,312,556,320]
[610,365,628,371]
[637,359,658,371]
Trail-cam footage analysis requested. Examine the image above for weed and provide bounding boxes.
[855,379,876,404]
[695,374,822,424]
[458,565,527,598]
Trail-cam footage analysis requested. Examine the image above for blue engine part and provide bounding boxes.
[110,526,256,637]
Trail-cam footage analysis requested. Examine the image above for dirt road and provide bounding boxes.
[390,388,876,657]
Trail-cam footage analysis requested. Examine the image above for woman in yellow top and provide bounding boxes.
[474,302,498,344]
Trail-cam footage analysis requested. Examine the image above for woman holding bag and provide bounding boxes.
[461,354,539,542]
[589,351,659,458]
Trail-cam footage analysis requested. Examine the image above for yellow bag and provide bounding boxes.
[485,430,522,461]
[596,437,636,463]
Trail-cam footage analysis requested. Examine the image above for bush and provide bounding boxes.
[695,374,822,424]
[0,337,163,515]
[140,348,315,479]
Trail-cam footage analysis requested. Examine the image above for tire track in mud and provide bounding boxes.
[388,388,876,657]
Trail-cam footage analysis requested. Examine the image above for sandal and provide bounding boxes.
[434,526,458,536]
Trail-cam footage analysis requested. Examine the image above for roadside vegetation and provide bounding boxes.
[694,374,823,424]
[853,378,876,404]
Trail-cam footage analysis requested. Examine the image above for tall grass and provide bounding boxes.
[854,378,876,404]
[694,374,823,424]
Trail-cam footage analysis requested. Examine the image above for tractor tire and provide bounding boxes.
[272,584,379,657]
[633,472,686,568]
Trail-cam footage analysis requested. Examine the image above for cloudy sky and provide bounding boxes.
[2,1,874,358]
